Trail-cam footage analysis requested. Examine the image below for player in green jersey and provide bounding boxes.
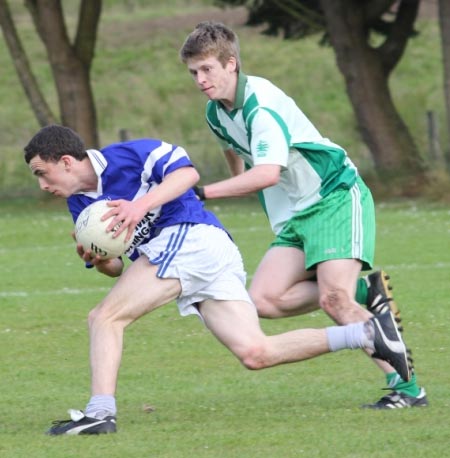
[180,21,427,409]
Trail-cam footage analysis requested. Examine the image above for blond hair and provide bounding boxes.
[180,21,241,71]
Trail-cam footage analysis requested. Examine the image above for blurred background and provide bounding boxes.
[0,0,448,199]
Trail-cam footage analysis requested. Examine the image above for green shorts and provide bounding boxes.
[271,177,375,271]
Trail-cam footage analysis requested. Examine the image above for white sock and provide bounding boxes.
[85,394,116,419]
[326,321,374,352]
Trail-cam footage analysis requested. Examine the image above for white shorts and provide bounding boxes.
[137,223,253,318]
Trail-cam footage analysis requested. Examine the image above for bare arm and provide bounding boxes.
[204,149,281,199]
[106,166,200,240]
[224,148,245,176]
[90,257,124,277]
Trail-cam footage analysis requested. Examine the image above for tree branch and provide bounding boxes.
[378,0,419,75]
[74,0,102,66]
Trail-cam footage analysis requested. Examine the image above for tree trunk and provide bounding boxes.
[0,0,56,126]
[26,0,100,147]
[438,0,450,162]
[52,52,99,148]
[320,0,428,195]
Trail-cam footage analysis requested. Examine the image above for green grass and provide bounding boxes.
[0,1,446,195]
[0,197,449,457]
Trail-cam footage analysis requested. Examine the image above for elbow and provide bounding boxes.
[254,164,281,188]
[264,167,281,187]
[185,166,200,186]
[266,174,280,187]
[191,167,200,185]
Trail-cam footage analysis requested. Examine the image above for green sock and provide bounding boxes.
[386,372,420,397]
[355,277,368,305]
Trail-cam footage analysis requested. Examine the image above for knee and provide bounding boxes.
[319,287,351,323]
[87,302,113,330]
[249,288,277,318]
[87,305,102,329]
[238,343,269,370]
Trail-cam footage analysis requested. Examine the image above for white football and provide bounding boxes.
[74,200,132,260]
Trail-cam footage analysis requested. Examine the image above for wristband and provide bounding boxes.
[194,185,206,201]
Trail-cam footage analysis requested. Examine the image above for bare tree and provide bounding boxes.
[0,0,101,147]
[217,0,429,194]
[438,0,450,162]
[0,0,55,126]
[319,0,426,193]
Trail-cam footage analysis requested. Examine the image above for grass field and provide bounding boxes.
[0,197,449,457]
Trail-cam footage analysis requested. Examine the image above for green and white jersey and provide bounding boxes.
[206,72,359,234]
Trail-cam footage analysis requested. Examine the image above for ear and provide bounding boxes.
[61,155,73,171]
[226,56,238,72]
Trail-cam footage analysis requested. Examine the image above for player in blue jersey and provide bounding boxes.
[180,22,427,409]
[24,125,410,434]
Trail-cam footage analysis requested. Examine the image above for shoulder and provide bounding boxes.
[246,75,283,95]
[243,75,291,112]
[102,139,180,163]
[102,138,165,155]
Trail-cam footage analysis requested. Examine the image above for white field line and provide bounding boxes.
[0,287,110,298]
[1,261,450,298]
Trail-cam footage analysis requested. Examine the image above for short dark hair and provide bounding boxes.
[24,124,87,164]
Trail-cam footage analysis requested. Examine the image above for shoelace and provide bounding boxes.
[50,418,74,427]
[50,409,85,426]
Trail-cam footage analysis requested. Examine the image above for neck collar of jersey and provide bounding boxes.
[233,71,247,109]
[217,71,247,111]
[79,149,107,197]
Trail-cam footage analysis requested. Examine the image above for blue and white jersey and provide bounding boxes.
[67,138,226,261]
